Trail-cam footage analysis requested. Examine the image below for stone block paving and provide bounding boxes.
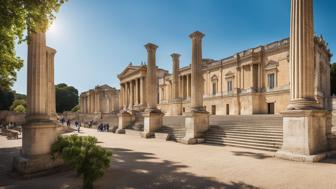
[1,128,336,189]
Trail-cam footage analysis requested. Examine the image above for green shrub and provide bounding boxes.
[51,135,112,189]
[10,99,26,111]
[13,104,26,113]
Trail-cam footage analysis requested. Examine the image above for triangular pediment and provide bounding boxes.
[118,65,143,78]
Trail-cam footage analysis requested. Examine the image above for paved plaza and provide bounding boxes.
[0,127,336,189]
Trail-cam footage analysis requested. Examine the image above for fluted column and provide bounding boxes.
[171,53,180,99]
[189,31,205,111]
[135,79,139,105]
[26,32,49,120]
[145,43,159,110]
[22,31,56,157]
[140,77,144,105]
[287,0,317,110]
[46,47,56,119]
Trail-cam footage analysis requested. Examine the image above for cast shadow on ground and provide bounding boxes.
[0,147,262,189]
[230,151,273,160]
[98,148,262,189]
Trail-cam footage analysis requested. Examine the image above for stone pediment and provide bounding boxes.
[265,60,279,71]
[225,71,235,79]
[118,65,143,79]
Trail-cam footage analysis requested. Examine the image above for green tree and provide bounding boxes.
[10,99,26,111]
[13,104,26,113]
[56,83,79,113]
[51,135,112,189]
[331,63,336,96]
[0,89,15,110]
[0,0,67,90]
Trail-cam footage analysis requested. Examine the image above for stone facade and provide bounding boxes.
[158,37,331,116]
[118,63,168,112]
[80,84,120,114]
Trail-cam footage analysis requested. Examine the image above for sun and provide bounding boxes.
[48,21,57,34]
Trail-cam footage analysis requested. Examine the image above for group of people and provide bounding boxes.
[97,123,110,132]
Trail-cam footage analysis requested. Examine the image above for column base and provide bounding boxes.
[13,154,64,178]
[116,111,132,134]
[141,109,163,138]
[276,110,331,162]
[182,109,209,145]
[275,149,336,162]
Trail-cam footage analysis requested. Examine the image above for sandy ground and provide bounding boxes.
[0,127,336,189]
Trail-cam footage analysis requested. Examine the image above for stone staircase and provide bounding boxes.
[204,115,283,151]
[156,116,186,142]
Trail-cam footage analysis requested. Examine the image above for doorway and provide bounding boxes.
[267,103,274,114]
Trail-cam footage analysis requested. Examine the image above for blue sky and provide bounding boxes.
[13,0,336,94]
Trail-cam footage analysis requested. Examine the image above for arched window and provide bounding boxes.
[211,75,218,96]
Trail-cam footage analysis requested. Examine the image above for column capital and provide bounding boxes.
[46,46,57,55]
[171,53,181,59]
[145,43,158,52]
[189,31,205,40]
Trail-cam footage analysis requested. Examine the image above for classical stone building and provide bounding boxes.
[118,63,168,111]
[158,37,332,116]
[80,84,120,114]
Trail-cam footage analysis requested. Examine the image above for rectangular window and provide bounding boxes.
[227,80,232,93]
[268,73,275,89]
[212,82,217,95]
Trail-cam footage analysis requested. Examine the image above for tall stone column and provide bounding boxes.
[182,31,209,144]
[46,47,57,120]
[275,0,333,162]
[134,79,139,105]
[142,43,163,138]
[140,77,144,105]
[14,31,62,175]
[171,53,180,99]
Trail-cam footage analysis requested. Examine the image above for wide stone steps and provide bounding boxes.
[204,115,283,152]
[156,125,186,142]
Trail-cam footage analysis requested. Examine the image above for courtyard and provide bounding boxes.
[1,127,336,189]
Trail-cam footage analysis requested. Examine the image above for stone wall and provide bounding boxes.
[0,111,26,124]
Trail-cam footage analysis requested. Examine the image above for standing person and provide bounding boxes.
[77,123,80,133]
[106,123,110,132]
[75,121,78,128]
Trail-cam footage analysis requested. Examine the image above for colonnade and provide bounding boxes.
[120,77,146,110]
[80,86,119,113]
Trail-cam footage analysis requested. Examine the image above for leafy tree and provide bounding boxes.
[71,104,80,112]
[14,93,26,100]
[56,83,79,113]
[0,89,15,110]
[51,135,112,189]
[331,63,336,96]
[0,0,67,90]
[13,104,26,113]
[10,99,26,111]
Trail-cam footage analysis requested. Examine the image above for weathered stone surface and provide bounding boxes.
[116,111,132,134]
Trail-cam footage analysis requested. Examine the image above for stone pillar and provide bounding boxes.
[140,77,144,105]
[171,53,180,99]
[13,31,62,175]
[117,82,132,134]
[135,79,139,105]
[182,31,209,144]
[46,47,57,120]
[275,0,333,162]
[142,43,163,138]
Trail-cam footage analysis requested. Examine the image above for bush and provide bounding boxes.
[13,104,26,113]
[10,99,26,111]
[51,135,112,189]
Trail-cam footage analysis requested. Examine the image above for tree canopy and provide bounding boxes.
[56,83,78,113]
[0,0,66,90]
